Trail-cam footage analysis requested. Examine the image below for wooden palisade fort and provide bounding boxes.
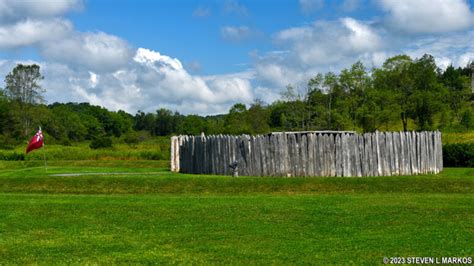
[171,131,443,177]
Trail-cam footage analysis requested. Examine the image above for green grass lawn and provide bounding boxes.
[0,161,472,264]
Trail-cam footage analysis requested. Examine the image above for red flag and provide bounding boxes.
[26,129,44,154]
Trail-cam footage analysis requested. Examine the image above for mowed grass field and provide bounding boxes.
[0,160,472,264]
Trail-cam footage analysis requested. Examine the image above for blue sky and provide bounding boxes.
[1,0,474,115]
[67,0,379,75]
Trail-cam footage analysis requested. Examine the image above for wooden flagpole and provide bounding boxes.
[40,126,47,172]
[43,142,47,172]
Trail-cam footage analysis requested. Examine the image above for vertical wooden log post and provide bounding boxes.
[437,131,443,173]
[393,132,400,176]
[386,132,394,175]
[341,133,349,177]
[363,133,373,177]
[329,134,337,177]
[335,134,342,177]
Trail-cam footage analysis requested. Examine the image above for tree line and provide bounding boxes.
[136,54,473,135]
[0,54,473,147]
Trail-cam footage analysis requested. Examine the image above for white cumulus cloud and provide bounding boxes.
[128,48,253,113]
[342,18,381,52]
[274,18,382,66]
[40,32,133,72]
[21,48,255,115]
[0,0,131,73]
[247,18,386,97]
[0,0,82,23]
[0,18,72,49]
[380,0,474,34]
[403,30,474,69]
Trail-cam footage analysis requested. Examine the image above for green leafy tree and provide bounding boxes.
[306,73,324,129]
[109,110,133,137]
[373,55,414,131]
[4,64,44,136]
[225,103,251,134]
[4,64,44,104]
[339,61,371,130]
[247,99,270,134]
[0,90,9,135]
[439,64,472,128]
[134,110,156,134]
[50,105,88,141]
[322,72,339,129]
[279,85,307,130]
[268,101,287,130]
[155,108,176,136]
[180,115,207,135]
[205,115,225,135]
[306,89,329,130]
[81,114,104,140]
[408,54,446,130]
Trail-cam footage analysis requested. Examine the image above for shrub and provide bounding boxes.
[0,135,18,150]
[123,131,140,148]
[90,136,113,149]
[139,151,164,160]
[60,139,72,146]
[443,143,474,167]
[0,152,25,161]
